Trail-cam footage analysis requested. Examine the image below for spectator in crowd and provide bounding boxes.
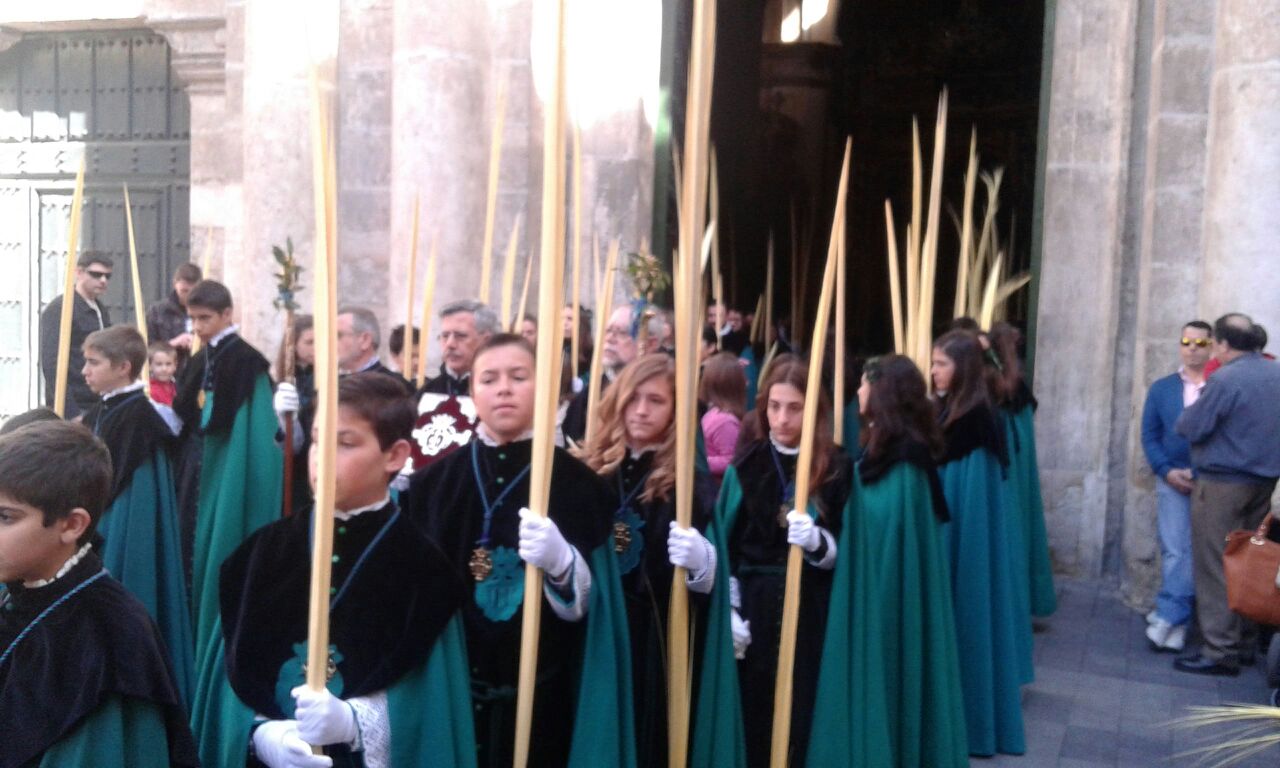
[145,262,202,370]
[1140,320,1212,652]
[699,351,747,489]
[39,251,114,418]
[1174,313,1280,676]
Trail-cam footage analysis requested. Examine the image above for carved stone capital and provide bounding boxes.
[149,15,226,95]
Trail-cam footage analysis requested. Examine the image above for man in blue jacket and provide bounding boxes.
[1140,320,1211,652]
[1175,313,1280,676]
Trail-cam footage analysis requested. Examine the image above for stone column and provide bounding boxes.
[1199,0,1280,336]
[1033,0,1141,578]
[1120,0,1216,606]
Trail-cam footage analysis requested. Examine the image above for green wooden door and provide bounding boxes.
[0,29,190,421]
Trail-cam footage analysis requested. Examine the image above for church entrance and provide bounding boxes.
[0,28,191,420]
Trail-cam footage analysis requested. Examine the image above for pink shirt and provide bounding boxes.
[701,406,741,477]
[1178,366,1206,408]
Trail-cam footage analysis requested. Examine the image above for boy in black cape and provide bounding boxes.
[405,333,635,768]
[207,372,464,767]
[0,420,197,768]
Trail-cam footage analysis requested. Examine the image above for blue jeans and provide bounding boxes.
[1155,476,1195,626]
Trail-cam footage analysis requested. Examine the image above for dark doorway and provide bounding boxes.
[661,0,1046,356]
[0,29,191,419]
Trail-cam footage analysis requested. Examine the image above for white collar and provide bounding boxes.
[769,435,800,456]
[476,422,534,447]
[26,542,93,588]
[1178,365,1206,386]
[627,444,657,460]
[210,325,240,347]
[334,493,392,522]
[102,381,147,400]
[444,365,468,380]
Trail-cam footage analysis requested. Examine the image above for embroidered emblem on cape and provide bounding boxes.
[275,642,345,718]
[411,394,478,470]
[474,546,524,622]
[614,507,645,575]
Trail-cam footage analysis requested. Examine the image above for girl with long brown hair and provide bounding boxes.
[808,355,968,767]
[930,329,1031,758]
[575,353,719,767]
[716,353,852,767]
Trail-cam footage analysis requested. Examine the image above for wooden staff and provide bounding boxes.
[954,129,978,319]
[884,201,904,354]
[479,73,509,304]
[514,246,535,333]
[833,210,846,446]
[583,239,619,448]
[669,1,716,763]
[272,238,302,517]
[416,234,439,389]
[765,232,775,350]
[501,215,522,327]
[303,38,340,750]
[403,195,420,383]
[771,139,851,768]
[514,0,567,763]
[53,157,87,418]
[122,184,149,389]
[571,126,583,382]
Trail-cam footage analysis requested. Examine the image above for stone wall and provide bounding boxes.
[2,0,659,372]
[1036,0,1280,605]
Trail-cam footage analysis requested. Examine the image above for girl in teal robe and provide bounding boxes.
[809,355,968,767]
[930,330,1030,757]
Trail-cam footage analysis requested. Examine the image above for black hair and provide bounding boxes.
[1182,320,1212,335]
[187,280,234,313]
[338,372,416,451]
[77,251,113,269]
[0,408,60,436]
[1213,313,1257,352]
[0,420,112,543]
[388,324,420,357]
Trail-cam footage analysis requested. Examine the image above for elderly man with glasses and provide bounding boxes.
[1139,320,1212,653]
[39,251,114,419]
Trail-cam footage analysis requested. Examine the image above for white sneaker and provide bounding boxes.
[1146,609,1160,625]
[1146,620,1186,652]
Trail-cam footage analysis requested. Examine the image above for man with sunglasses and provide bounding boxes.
[1139,320,1212,652]
[38,251,114,419]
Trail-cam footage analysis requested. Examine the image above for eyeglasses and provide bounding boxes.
[86,269,112,281]
[438,331,471,343]
[1181,337,1211,348]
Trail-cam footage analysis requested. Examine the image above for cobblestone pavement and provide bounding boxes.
[985,579,1276,767]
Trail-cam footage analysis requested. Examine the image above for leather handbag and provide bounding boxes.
[1224,514,1280,627]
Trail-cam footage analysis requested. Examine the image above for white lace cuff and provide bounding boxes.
[348,691,389,767]
[544,547,591,621]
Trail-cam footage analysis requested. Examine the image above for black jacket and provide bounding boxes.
[39,291,110,418]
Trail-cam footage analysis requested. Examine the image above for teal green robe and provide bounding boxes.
[1005,404,1056,618]
[188,374,283,764]
[99,454,195,707]
[808,460,968,767]
[939,445,1028,757]
[36,695,179,768]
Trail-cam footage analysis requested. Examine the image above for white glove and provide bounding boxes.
[251,719,333,768]
[292,685,357,748]
[730,609,752,660]
[274,382,300,417]
[518,507,575,578]
[786,509,821,553]
[667,522,710,576]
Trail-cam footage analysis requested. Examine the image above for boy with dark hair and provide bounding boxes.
[199,373,465,768]
[0,420,198,767]
[39,251,115,418]
[176,280,284,738]
[406,333,635,767]
[81,325,195,703]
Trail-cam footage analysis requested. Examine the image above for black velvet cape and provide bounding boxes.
[0,551,197,768]
[219,500,461,721]
[938,401,1008,467]
[81,389,175,502]
[404,438,614,768]
[174,333,271,436]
